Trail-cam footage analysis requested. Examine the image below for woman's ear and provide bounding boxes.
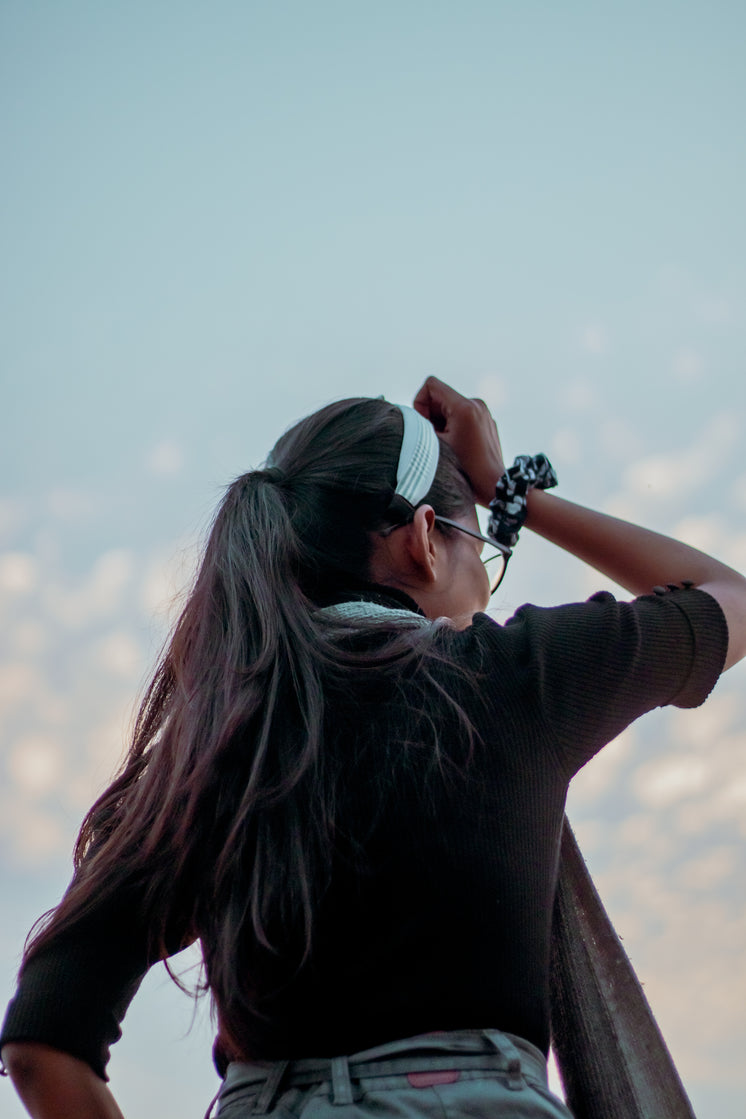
[367,505,439,590]
[407,505,438,583]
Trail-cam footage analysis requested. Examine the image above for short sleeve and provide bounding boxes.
[0,893,155,1080]
[500,586,728,775]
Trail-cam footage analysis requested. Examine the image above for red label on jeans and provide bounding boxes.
[407,1071,461,1088]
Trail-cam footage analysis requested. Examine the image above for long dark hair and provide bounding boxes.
[22,398,475,1055]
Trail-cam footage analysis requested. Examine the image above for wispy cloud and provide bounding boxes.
[0,521,191,870]
[579,324,608,354]
[147,440,185,477]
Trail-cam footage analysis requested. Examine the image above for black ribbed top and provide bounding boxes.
[1,588,727,1079]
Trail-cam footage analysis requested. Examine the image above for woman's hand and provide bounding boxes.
[413,377,505,506]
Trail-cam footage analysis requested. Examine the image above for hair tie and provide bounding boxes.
[258,465,286,484]
[488,454,557,547]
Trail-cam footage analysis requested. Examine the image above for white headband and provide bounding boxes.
[393,404,440,508]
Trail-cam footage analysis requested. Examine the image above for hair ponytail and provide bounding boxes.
[22,397,477,1057]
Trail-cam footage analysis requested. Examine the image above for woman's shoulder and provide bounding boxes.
[444,585,727,682]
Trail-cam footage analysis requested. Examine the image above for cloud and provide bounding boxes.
[6,734,64,797]
[475,375,508,412]
[633,754,708,808]
[671,347,704,383]
[0,500,204,873]
[0,538,149,870]
[95,630,143,678]
[147,440,185,477]
[0,795,68,866]
[594,418,644,462]
[719,774,746,812]
[46,488,98,523]
[0,552,37,594]
[566,671,746,1084]
[731,474,746,513]
[549,427,582,465]
[677,844,738,890]
[560,377,598,413]
[42,549,135,629]
[0,498,27,544]
[667,690,741,751]
[694,297,732,326]
[671,513,729,552]
[579,324,608,354]
[0,663,40,719]
[623,449,706,500]
[11,620,48,657]
[590,853,746,1083]
[607,412,741,515]
[569,727,637,804]
[139,542,199,624]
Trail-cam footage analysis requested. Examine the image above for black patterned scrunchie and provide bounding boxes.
[488,453,558,548]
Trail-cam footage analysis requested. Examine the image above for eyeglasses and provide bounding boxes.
[433,516,512,594]
[381,514,512,595]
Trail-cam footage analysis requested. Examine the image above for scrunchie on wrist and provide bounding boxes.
[488,454,558,548]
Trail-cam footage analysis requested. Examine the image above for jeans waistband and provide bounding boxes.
[218,1029,548,1115]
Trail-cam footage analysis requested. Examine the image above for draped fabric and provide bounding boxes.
[550,818,697,1119]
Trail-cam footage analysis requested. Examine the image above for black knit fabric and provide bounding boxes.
[0,588,728,1082]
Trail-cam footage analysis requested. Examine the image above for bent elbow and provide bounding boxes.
[698,576,746,671]
[2,1041,57,1084]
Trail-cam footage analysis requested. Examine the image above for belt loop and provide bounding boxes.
[252,1059,290,1114]
[482,1029,524,1091]
[331,1055,354,1105]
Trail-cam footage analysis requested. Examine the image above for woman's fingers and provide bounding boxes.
[413,377,505,506]
[412,376,463,432]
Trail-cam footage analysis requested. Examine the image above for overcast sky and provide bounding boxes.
[2,3,745,1117]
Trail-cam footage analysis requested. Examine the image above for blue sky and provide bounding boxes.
[2,3,745,1116]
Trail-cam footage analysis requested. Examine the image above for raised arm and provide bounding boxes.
[413,376,746,671]
[524,490,746,670]
[1,1043,125,1119]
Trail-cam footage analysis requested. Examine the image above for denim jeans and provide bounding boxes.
[213,1029,574,1119]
